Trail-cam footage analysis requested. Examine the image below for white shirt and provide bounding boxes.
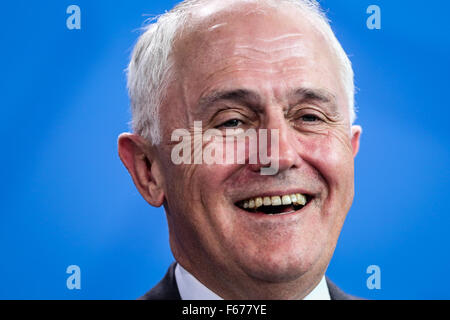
[175,263,331,300]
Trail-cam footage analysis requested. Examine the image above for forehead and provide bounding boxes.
[171,3,344,111]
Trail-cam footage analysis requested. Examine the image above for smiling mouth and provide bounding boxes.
[235,193,312,216]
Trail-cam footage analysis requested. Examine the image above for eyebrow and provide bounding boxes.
[196,87,339,116]
[288,87,339,116]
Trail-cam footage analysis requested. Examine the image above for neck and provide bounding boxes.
[174,255,326,300]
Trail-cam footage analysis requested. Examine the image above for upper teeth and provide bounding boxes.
[242,193,307,209]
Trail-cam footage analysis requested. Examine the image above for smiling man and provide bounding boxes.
[118,0,362,300]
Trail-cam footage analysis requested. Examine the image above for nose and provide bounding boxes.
[248,111,300,174]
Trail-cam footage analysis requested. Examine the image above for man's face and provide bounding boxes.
[155,5,360,291]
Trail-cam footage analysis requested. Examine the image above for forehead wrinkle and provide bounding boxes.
[227,55,304,66]
[231,48,307,64]
[208,35,309,73]
[205,32,306,49]
[192,61,309,107]
[200,65,308,90]
[253,33,305,42]
[208,22,228,31]
[234,44,306,52]
[232,35,306,52]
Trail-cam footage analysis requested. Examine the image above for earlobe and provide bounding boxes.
[117,133,165,207]
[351,125,362,158]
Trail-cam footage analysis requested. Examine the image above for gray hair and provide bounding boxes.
[127,0,355,145]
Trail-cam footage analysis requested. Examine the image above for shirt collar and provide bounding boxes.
[175,263,331,300]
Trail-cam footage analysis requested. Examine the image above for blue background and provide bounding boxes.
[1,0,449,300]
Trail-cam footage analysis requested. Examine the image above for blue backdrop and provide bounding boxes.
[1,0,449,299]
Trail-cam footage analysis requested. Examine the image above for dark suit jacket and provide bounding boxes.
[139,262,359,300]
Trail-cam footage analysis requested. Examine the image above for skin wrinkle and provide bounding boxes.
[202,36,308,62]
[234,44,306,52]
[202,65,309,86]
[226,54,307,65]
[235,45,306,54]
[208,33,306,43]
[229,42,309,74]
[208,22,228,31]
[233,45,307,59]
[248,33,306,42]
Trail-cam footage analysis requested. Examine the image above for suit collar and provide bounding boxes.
[139,262,357,300]
[138,262,181,300]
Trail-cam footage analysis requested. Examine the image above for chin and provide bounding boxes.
[237,246,323,284]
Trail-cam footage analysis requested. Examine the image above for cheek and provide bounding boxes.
[160,135,243,209]
[299,132,355,238]
[164,160,237,209]
[299,131,354,189]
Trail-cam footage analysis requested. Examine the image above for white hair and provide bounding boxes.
[127,0,356,145]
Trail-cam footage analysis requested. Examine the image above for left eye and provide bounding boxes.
[220,119,243,128]
[301,114,321,122]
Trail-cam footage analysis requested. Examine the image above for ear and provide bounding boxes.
[350,125,362,158]
[117,133,165,207]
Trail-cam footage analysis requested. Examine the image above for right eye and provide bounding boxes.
[300,114,322,123]
[218,119,243,128]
